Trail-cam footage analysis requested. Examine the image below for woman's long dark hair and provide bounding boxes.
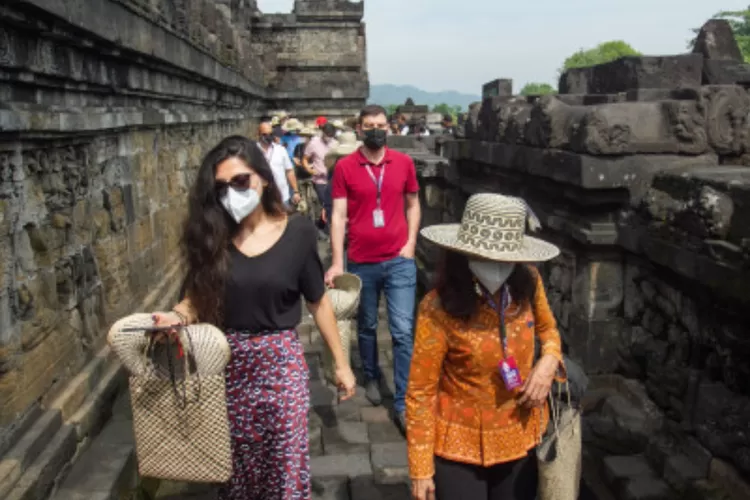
[182,135,285,326]
[435,250,537,322]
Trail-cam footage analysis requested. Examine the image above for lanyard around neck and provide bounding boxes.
[480,284,511,355]
[364,163,385,207]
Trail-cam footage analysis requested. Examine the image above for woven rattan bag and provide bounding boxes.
[108,314,233,483]
[322,273,362,383]
[537,382,583,500]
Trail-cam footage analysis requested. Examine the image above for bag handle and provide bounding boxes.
[144,326,202,409]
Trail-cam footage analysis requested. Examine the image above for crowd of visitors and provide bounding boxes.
[139,103,580,500]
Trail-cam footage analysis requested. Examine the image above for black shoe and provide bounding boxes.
[365,379,383,406]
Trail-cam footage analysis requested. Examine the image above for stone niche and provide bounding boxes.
[407,25,750,497]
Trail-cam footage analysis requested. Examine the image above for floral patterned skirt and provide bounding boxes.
[218,329,310,500]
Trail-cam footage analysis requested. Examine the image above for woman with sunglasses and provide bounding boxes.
[151,135,357,499]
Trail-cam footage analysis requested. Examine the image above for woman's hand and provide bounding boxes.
[334,364,357,401]
[411,478,436,500]
[518,354,560,409]
[150,311,183,343]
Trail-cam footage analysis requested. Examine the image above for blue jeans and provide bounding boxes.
[347,256,417,413]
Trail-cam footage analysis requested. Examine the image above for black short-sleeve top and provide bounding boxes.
[224,215,325,331]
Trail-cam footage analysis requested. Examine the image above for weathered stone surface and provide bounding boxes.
[310,454,373,479]
[526,96,708,155]
[482,78,513,98]
[370,443,408,484]
[702,60,750,85]
[702,85,750,155]
[559,54,703,95]
[693,20,744,62]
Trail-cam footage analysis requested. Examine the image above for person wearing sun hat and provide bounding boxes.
[406,193,566,500]
[281,118,304,164]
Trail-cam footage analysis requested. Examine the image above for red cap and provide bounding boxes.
[315,116,328,127]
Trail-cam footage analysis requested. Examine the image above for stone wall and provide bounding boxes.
[408,21,750,499]
[0,0,367,462]
[252,0,369,119]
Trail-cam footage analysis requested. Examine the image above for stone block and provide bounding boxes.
[367,421,404,444]
[311,476,350,500]
[559,54,703,95]
[310,453,373,479]
[350,477,411,500]
[702,60,750,85]
[5,424,77,500]
[693,20,744,62]
[621,477,672,500]
[360,407,391,424]
[702,85,750,155]
[663,454,708,493]
[53,420,136,500]
[370,442,408,484]
[525,96,708,155]
[602,454,655,487]
[0,410,62,498]
[321,422,369,455]
[482,78,513,98]
[710,458,750,500]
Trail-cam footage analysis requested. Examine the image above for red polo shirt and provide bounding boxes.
[331,147,419,263]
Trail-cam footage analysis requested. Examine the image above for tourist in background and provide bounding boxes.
[303,123,338,233]
[151,135,356,499]
[282,118,304,163]
[325,104,421,433]
[257,121,300,207]
[397,113,410,135]
[407,193,565,500]
[441,114,457,136]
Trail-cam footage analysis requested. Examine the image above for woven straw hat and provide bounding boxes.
[327,273,362,319]
[421,193,560,262]
[299,127,315,136]
[332,119,345,129]
[282,118,303,132]
[324,131,360,169]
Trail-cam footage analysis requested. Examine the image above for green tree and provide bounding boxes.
[385,104,399,117]
[690,8,750,62]
[431,103,461,121]
[519,83,557,96]
[562,40,641,71]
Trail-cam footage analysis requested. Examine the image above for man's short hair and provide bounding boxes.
[359,104,388,125]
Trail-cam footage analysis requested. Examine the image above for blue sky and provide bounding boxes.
[257,0,749,95]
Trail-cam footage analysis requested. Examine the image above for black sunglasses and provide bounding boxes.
[215,173,253,197]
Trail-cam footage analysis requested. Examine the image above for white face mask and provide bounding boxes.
[220,186,261,224]
[468,259,516,294]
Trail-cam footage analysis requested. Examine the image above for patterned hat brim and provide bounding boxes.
[420,224,560,262]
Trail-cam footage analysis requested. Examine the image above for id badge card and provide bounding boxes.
[499,356,523,391]
[372,208,385,228]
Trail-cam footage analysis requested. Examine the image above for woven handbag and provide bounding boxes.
[108,313,233,483]
[537,383,583,500]
[322,273,362,383]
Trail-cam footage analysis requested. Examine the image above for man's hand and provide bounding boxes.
[292,192,301,205]
[324,264,344,288]
[518,354,560,409]
[399,240,416,259]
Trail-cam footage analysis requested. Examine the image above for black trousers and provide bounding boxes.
[434,453,538,500]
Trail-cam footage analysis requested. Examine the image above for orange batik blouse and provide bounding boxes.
[405,269,565,479]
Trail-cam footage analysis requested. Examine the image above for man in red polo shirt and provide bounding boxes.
[325,104,421,432]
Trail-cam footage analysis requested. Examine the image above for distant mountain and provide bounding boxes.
[368,84,480,110]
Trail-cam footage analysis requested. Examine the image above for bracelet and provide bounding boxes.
[171,309,188,325]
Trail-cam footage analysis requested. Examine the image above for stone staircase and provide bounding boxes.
[0,259,183,500]
[580,375,743,500]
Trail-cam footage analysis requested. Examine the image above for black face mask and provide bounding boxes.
[260,134,274,145]
[362,129,387,150]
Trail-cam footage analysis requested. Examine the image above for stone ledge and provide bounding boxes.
[0,410,63,498]
[52,419,136,500]
[16,0,264,96]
